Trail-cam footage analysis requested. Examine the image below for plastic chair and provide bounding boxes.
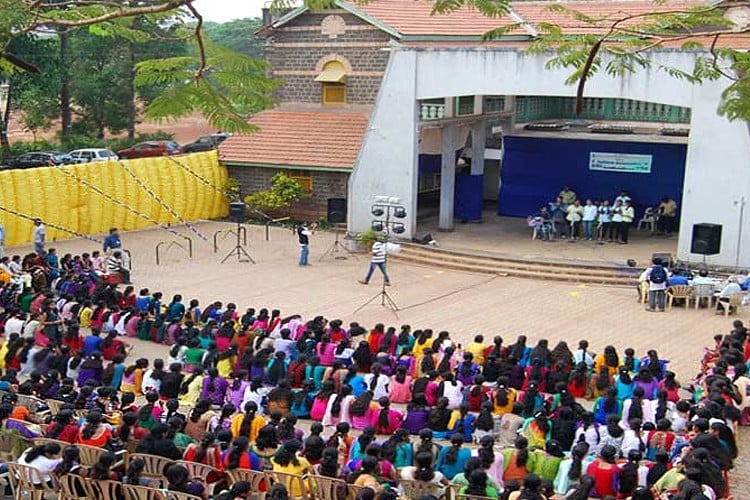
[8,463,56,500]
[129,453,173,479]
[121,484,167,500]
[400,479,443,498]
[666,285,692,309]
[77,444,126,468]
[637,207,656,232]
[57,473,94,500]
[346,484,366,500]
[307,474,347,500]
[265,470,312,500]
[89,480,123,500]
[692,283,716,309]
[638,281,649,304]
[0,431,30,462]
[165,491,203,500]
[227,469,267,500]
[717,294,744,316]
[174,461,222,498]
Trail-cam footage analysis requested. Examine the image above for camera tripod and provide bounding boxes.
[221,223,255,264]
[319,228,356,262]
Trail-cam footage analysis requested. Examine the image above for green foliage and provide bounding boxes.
[136,37,280,132]
[222,177,242,202]
[204,18,264,59]
[7,132,174,156]
[356,228,382,248]
[244,173,304,213]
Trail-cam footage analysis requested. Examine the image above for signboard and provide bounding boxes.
[589,152,652,174]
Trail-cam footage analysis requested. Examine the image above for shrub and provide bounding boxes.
[244,173,304,214]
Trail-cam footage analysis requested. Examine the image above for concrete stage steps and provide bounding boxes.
[391,244,640,286]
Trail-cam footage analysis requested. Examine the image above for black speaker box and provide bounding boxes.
[651,252,674,268]
[412,232,433,245]
[229,202,246,223]
[327,198,347,224]
[691,223,722,256]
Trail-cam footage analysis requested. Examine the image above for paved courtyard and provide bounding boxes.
[8,220,748,495]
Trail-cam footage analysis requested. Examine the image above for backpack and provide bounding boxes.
[650,265,667,284]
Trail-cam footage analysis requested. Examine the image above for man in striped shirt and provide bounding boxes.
[106,250,131,284]
[359,240,391,286]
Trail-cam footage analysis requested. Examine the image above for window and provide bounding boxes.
[287,170,313,195]
[316,61,347,106]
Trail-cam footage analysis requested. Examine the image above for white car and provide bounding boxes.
[69,148,119,164]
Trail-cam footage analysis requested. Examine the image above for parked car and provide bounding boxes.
[3,151,72,169]
[182,133,230,154]
[69,148,118,164]
[117,140,181,159]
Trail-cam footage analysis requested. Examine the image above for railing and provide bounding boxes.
[420,103,446,121]
[213,226,247,253]
[155,235,193,265]
[516,96,691,124]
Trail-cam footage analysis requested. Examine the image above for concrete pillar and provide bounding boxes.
[471,120,486,175]
[504,95,516,131]
[473,95,484,115]
[439,124,456,231]
[444,96,454,118]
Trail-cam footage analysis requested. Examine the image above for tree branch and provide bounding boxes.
[184,2,207,80]
[31,0,193,28]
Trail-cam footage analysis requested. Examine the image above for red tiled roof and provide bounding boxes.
[355,0,530,36]
[512,0,704,35]
[219,110,370,170]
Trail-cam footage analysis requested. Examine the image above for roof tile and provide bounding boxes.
[219,110,370,170]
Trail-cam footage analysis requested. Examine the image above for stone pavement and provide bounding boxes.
[8,220,748,495]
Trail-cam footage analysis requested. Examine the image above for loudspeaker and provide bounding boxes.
[651,252,674,268]
[327,198,347,224]
[229,202,247,223]
[412,232,433,245]
[691,223,722,255]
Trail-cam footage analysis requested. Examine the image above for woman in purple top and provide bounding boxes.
[227,371,249,408]
[166,464,206,499]
[632,367,659,400]
[400,393,431,435]
[76,352,104,387]
[201,368,229,406]
[456,352,479,386]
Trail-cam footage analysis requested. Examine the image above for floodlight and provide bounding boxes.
[393,206,407,219]
[371,206,385,217]
[371,221,384,232]
[392,223,406,234]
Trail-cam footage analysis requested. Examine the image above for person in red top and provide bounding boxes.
[45,410,79,443]
[586,444,620,498]
[183,432,226,483]
[366,324,384,355]
[119,286,137,310]
[567,362,589,399]
[371,397,404,435]
[77,411,113,448]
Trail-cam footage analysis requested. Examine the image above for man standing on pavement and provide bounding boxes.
[359,237,391,286]
[32,219,45,254]
[297,222,314,266]
[645,257,668,312]
[103,227,122,253]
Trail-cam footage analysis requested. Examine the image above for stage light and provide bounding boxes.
[371,206,385,217]
[393,206,407,219]
[371,221,384,232]
[392,223,406,234]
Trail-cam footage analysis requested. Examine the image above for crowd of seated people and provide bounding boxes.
[0,247,743,499]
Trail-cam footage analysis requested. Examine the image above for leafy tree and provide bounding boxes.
[204,18,264,59]
[244,173,304,215]
[0,0,278,136]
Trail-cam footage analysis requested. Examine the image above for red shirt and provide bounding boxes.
[587,460,619,498]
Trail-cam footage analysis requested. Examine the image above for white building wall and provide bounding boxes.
[350,48,750,267]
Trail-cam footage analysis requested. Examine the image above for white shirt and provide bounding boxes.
[33,225,46,244]
[598,206,612,223]
[18,451,61,483]
[8,260,22,275]
[645,266,668,291]
[363,373,390,400]
[615,195,632,206]
[620,429,646,456]
[582,205,598,221]
[573,349,595,369]
[4,317,24,336]
[720,282,742,298]
[141,369,162,394]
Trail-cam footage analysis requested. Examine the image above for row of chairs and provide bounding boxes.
[638,282,745,314]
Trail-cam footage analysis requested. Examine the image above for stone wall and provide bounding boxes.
[227,165,350,221]
[264,11,391,104]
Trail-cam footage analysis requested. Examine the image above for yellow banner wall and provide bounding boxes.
[0,151,228,246]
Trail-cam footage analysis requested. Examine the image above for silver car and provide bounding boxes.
[69,148,119,164]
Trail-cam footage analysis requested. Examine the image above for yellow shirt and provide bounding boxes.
[412,340,430,358]
[79,307,93,328]
[465,342,486,365]
[492,388,517,416]
[272,457,311,497]
[230,413,266,442]
[217,357,235,378]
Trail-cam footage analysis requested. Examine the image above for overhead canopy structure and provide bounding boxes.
[315,61,347,83]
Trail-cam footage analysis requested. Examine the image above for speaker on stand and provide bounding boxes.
[691,223,722,267]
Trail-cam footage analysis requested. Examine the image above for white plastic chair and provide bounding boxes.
[637,207,657,232]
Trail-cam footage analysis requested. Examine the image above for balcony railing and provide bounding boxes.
[420,103,446,121]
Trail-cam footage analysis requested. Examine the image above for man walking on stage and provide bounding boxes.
[359,238,391,286]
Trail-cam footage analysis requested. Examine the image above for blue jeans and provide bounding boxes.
[364,262,390,284]
[649,289,666,310]
[583,220,594,239]
[34,242,44,254]
[299,244,309,265]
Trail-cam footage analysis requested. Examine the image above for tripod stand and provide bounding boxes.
[355,275,400,315]
[319,229,356,261]
[221,223,255,264]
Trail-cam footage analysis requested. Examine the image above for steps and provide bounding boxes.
[390,244,640,286]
